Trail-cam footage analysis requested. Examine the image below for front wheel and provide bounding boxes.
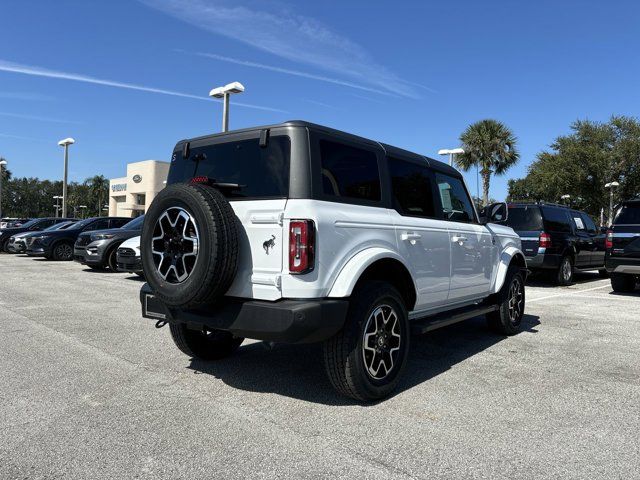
[323,282,410,402]
[169,323,243,360]
[611,273,636,293]
[487,266,525,335]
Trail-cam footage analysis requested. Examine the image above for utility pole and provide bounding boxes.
[58,138,75,218]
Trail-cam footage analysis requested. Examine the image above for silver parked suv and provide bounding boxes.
[140,121,527,401]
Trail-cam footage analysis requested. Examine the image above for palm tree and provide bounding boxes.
[87,175,109,217]
[456,120,520,206]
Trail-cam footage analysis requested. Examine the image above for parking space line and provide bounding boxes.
[528,284,611,303]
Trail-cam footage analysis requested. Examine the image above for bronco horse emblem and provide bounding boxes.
[263,235,276,254]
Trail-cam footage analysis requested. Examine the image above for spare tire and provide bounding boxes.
[141,182,239,308]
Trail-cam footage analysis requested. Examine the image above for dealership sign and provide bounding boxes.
[111,183,127,192]
[133,174,142,183]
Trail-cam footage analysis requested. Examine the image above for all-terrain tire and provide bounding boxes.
[487,265,526,335]
[556,255,574,285]
[141,182,239,308]
[611,273,636,293]
[323,281,410,402]
[52,241,74,261]
[169,323,243,360]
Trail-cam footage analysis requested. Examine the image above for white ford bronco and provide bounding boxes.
[140,121,527,401]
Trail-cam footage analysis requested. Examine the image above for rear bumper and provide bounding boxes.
[606,256,640,275]
[525,252,561,270]
[139,283,349,344]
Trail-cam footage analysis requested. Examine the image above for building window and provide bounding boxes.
[137,194,146,206]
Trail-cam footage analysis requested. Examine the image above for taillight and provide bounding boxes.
[289,220,315,274]
[539,232,552,248]
[605,229,613,249]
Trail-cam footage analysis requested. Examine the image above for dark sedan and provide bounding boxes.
[26,217,131,260]
[1,217,76,253]
[74,215,144,270]
[9,221,77,253]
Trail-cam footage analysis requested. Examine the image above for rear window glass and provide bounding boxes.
[542,207,571,232]
[388,158,435,217]
[504,206,543,231]
[614,203,640,224]
[168,136,290,199]
[320,140,381,202]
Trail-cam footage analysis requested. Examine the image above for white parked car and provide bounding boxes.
[116,235,143,276]
[140,121,527,401]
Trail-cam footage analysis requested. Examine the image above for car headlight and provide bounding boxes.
[31,235,50,244]
[91,233,116,241]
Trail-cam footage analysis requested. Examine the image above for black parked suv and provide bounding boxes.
[1,217,76,253]
[605,198,640,292]
[501,203,606,284]
[26,216,131,260]
[74,215,144,270]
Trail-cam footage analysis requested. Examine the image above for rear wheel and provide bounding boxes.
[611,273,636,293]
[487,265,525,335]
[169,323,243,360]
[52,242,74,261]
[598,269,609,278]
[556,255,574,285]
[323,282,410,402]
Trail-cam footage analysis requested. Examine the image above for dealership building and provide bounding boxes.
[108,160,170,218]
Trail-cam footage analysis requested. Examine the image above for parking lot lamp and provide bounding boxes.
[0,159,7,219]
[79,205,87,219]
[209,82,245,132]
[605,181,620,226]
[53,195,62,217]
[561,194,571,207]
[57,138,75,218]
[437,148,465,167]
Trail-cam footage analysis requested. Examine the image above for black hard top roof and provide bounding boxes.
[180,120,461,177]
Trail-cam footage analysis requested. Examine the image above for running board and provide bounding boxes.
[410,303,499,334]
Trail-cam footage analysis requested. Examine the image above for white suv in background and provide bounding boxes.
[140,121,526,401]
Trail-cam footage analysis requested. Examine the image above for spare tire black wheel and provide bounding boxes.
[141,182,239,309]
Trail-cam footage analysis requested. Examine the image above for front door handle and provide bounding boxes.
[452,235,468,244]
[401,232,422,242]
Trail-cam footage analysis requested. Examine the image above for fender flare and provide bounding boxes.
[493,246,527,294]
[327,247,416,298]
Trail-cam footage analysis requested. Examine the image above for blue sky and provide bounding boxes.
[1,0,639,200]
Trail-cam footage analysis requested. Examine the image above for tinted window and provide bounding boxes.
[503,206,544,231]
[122,215,145,230]
[110,218,131,229]
[320,140,381,202]
[172,136,290,199]
[435,173,475,223]
[388,158,435,217]
[83,219,110,231]
[38,219,56,229]
[614,203,640,224]
[580,213,597,234]
[542,207,571,232]
[571,211,586,231]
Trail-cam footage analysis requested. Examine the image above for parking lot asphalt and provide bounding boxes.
[0,254,639,479]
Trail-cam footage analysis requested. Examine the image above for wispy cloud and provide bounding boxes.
[302,99,342,110]
[0,59,286,113]
[0,132,50,143]
[142,0,427,98]
[0,111,81,124]
[186,51,397,97]
[0,91,56,101]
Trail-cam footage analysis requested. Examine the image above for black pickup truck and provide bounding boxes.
[606,199,640,292]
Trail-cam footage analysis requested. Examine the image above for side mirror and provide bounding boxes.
[479,202,508,224]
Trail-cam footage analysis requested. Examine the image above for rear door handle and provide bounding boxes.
[452,235,468,244]
[401,232,422,242]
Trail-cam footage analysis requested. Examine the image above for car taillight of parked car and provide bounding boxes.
[539,232,552,248]
[605,229,614,249]
[289,220,315,274]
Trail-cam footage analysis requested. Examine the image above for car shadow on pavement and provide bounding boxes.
[186,313,540,406]
[526,270,604,288]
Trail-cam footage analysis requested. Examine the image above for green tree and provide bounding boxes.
[457,119,520,206]
[87,175,109,217]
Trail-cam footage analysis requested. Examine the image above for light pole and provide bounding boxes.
[560,194,571,207]
[79,205,87,219]
[58,137,75,218]
[53,195,62,217]
[209,82,245,132]
[438,147,465,167]
[0,159,7,219]
[605,181,619,226]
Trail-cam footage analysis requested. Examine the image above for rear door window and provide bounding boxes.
[504,206,543,231]
[319,140,381,202]
[571,211,586,232]
[83,219,110,231]
[435,173,475,223]
[542,207,571,232]
[580,213,597,234]
[388,158,435,217]
[110,218,131,228]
